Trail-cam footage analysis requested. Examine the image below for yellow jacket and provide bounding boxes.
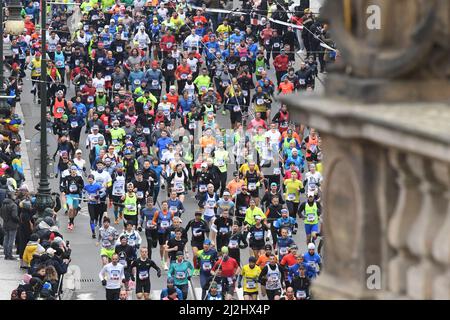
[23,243,39,266]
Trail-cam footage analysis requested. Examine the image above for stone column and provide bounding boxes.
[281,0,450,300]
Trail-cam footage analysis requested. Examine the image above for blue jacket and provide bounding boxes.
[303,252,322,278]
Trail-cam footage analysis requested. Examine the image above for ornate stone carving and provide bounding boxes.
[321,0,450,103]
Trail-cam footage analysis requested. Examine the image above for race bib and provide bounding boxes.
[199,185,207,192]
[102,239,111,247]
[160,220,170,228]
[176,271,185,280]
[233,105,241,112]
[167,64,174,70]
[207,200,216,208]
[273,43,280,48]
[114,83,121,90]
[69,184,78,192]
[299,79,306,85]
[257,67,264,73]
[287,193,296,201]
[116,46,123,52]
[97,105,105,112]
[175,182,184,191]
[256,98,264,105]
[166,42,172,48]
[229,64,235,70]
[56,61,64,68]
[152,80,159,86]
[188,122,196,129]
[219,227,229,234]
[181,74,188,80]
[273,168,281,175]
[143,127,150,134]
[202,262,211,271]
[279,247,288,255]
[296,290,306,299]
[307,214,316,222]
[134,79,141,86]
[71,121,78,128]
[254,231,264,240]
[240,56,247,62]
[88,194,97,201]
[56,107,64,114]
[126,204,136,211]
[87,96,94,103]
[246,280,256,289]
[104,75,111,81]
[243,91,248,97]
[248,182,256,191]
[139,271,149,280]
[110,269,120,280]
[136,191,144,199]
[229,239,238,248]
[97,57,104,64]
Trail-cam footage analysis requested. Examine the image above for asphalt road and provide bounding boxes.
[21,3,325,301]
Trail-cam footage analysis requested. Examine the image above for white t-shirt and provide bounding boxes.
[98,263,124,289]
[157,8,168,19]
[265,130,281,145]
[92,78,106,90]
[305,171,323,190]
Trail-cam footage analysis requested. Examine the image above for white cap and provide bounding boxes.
[307,191,315,197]
[292,148,298,152]
[46,248,56,255]
[201,163,208,168]
[307,243,316,250]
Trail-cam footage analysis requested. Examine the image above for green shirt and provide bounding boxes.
[168,261,194,285]
[214,149,229,173]
[193,75,211,91]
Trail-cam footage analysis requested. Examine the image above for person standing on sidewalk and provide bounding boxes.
[0,193,20,260]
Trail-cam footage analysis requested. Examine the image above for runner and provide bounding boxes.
[259,253,285,301]
[98,217,119,266]
[167,251,194,300]
[99,253,125,301]
[185,211,210,276]
[131,247,162,300]
[239,256,261,300]
[298,191,322,244]
[83,174,104,238]
[61,166,84,230]
[211,247,241,300]
[196,239,218,299]
[151,200,174,270]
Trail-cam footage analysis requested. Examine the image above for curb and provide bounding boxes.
[15,102,35,191]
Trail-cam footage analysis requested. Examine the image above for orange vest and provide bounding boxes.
[53,99,66,119]
[306,135,318,156]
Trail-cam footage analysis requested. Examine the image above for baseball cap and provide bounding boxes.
[210,281,218,289]
[281,208,289,214]
[223,191,230,196]
[70,165,78,170]
[124,149,132,155]
[203,239,211,245]
[176,251,184,257]
[308,243,316,250]
[307,191,315,197]
[264,244,272,251]
[75,149,82,154]
[270,182,277,187]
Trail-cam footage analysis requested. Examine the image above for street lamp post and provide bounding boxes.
[35,0,55,213]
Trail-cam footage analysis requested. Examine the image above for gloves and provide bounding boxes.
[187,276,192,281]
[157,271,162,278]
[101,279,107,286]
[238,281,242,289]
[137,226,142,232]
[130,274,135,282]
[122,278,127,284]
[266,237,270,242]
[292,230,297,235]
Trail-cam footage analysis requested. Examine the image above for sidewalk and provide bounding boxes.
[0,102,35,300]
[0,249,26,300]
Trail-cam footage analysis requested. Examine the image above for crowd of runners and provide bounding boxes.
[4,0,336,300]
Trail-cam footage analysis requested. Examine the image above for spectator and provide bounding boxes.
[0,192,20,260]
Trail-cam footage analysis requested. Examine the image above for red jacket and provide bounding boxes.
[160,35,176,52]
[273,54,289,72]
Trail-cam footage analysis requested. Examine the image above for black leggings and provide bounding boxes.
[88,203,103,224]
[286,201,300,219]
[106,288,120,300]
